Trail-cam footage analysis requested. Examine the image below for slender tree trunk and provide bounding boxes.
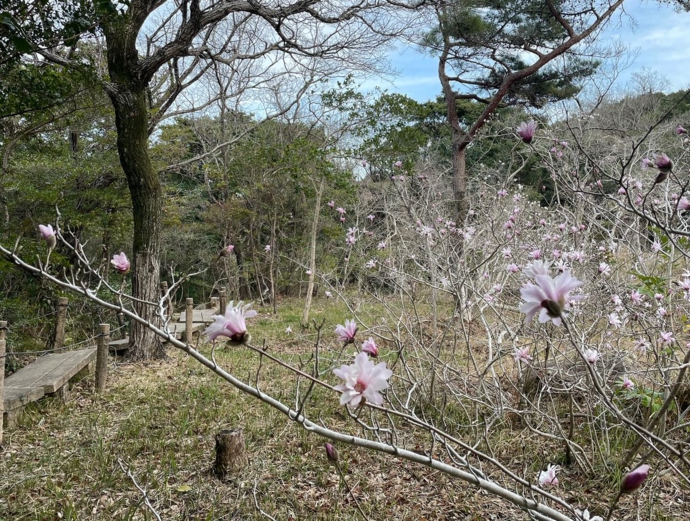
[301,178,324,327]
[104,22,163,361]
[452,144,468,221]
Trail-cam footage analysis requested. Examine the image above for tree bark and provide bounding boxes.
[104,18,164,361]
[301,178,324,327]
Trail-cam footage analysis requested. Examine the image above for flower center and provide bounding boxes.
[354,381,366,394]
[541,299,562,318]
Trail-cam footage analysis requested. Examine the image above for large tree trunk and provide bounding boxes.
[104,20,164,361]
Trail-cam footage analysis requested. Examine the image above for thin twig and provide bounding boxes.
[117,458,162,521]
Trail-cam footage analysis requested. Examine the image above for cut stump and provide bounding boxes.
[213,428,246,479]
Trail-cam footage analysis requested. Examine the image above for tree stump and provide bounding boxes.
[213,428,246,479]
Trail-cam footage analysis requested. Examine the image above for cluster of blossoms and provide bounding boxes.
[39,223,130,274]
[333,319,392,407]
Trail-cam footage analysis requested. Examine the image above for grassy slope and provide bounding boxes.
[0,298,683,520]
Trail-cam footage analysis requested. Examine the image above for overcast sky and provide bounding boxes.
[376,1,690,103]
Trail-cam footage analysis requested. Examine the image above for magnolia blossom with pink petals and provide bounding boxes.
[621,465,650,493]
[513,347,532,363]
[520,271,583,326]
[621,377,635,390]
[584,348,600,363]
[660,331,675,344]
[333,352,392,407]
[516,120,537,143]
[39,224,55,240]
[39,224,57,248]
[538,464,559,486]
[111,252,130,273]
[205,300,257,343]
[335,319,358,343]
[362,337,379,357]
[522,260,551,280]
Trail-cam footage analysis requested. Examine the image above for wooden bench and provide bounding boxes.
[3,348,96,428]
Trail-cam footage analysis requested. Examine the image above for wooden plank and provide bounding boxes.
[164,322,202,339]
[2,386,45,411]
[5,348,96,394]
[109,338,129,353]
[178,309,218,324]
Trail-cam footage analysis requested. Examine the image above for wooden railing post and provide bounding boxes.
[209,296,219,310]
[0,321,7,444]
[0,337,5,445]
[219,288,227,316]
[186,298,194,344]
[53,297,69,351]
[95,324,110,393]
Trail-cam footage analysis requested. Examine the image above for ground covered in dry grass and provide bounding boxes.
[1,299,687,520]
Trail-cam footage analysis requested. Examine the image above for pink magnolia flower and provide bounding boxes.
[507,263,521,273]
[584,348,600,363]
[520,271,583,326]
[377,241,386,250]
[677,197,690,212]
[677,125,687,135]
[529,249,542,260]
[362,337,379,357]
[513,347,532,363]
[538,464,559,486]
[598,262,611,276]
[285,326,293,334]
[522,260,551,280]
[39,224,55,240]
[621,376,635,390]
[336,207,346,215]
[325,291,333,298]
[631,290,643,304]
[333,352,392,407]
[111,252,130,273]
[393,160,403,168]
[264,244,271,252]
[621,465,650,493]
[39,224,57,248]
[660,331,675,344]
[324,442,338,462]
[608,313,622,328]
[367,214,375,221]
[654,153,672,172]
[497,189,507,197]
[365,259,376,269]
[222,244,235,256]
[335,319,358,343]
[327,200,335,208]
[516,120,537,143]
[205,300,257,343]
